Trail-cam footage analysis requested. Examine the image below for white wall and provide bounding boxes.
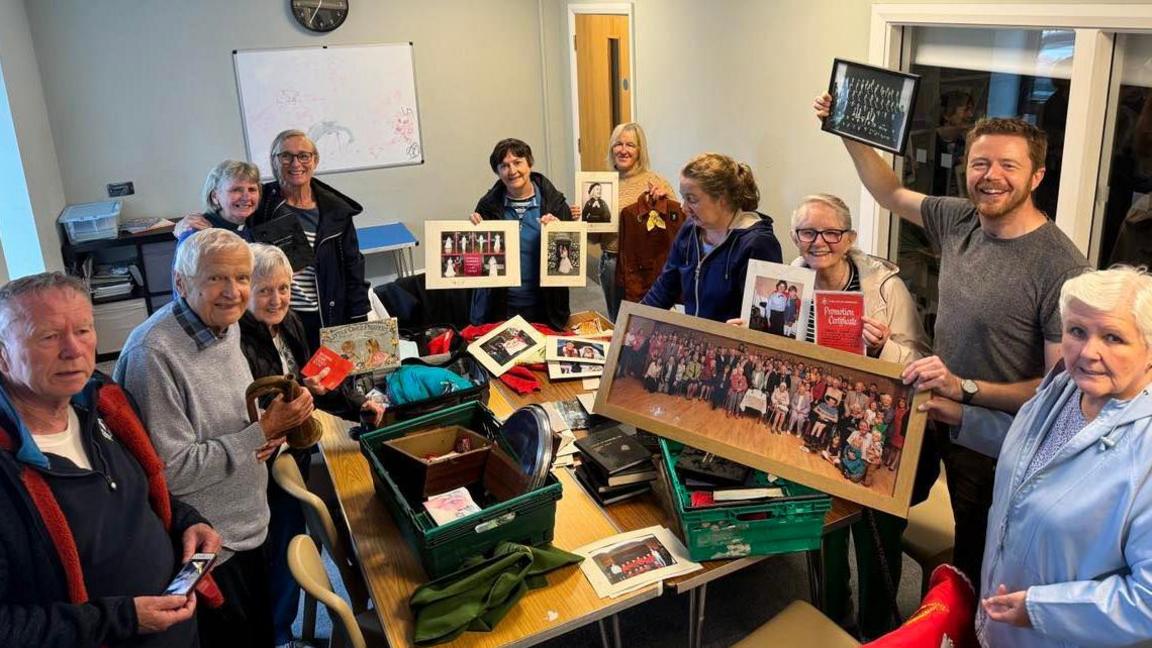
[0,0,66,273]
[22,0,551,267]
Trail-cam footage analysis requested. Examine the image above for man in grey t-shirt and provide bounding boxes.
[815,97,1088,590]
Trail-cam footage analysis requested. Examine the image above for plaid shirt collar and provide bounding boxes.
[172,297,228,350]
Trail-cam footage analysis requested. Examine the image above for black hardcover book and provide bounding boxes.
[575,465,651,505]
[583,456,657,487]
[575,426,653,475]
[675,447,751,486]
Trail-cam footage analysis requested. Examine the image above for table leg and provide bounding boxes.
[806,548,823,609]
[612,614,623,648]
[686,584,708,648]
[598,617,611,648]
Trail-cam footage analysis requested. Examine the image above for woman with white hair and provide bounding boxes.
[238,243,382,647]
[787,193,930,639]
[978,266,1152,647]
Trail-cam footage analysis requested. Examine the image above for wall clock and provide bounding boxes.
[291,0,349,33]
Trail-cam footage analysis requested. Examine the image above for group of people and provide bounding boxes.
[2,83,1151,647]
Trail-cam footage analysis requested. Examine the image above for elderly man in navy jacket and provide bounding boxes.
[0,272,221,648]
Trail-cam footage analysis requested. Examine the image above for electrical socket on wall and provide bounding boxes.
[107,181,134,197]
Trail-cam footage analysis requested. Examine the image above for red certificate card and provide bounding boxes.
[814,291,865,356]
[301,346,354,391]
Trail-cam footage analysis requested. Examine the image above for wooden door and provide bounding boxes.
[574,14,631,172]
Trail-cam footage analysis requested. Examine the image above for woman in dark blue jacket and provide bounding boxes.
[641,153,782,322]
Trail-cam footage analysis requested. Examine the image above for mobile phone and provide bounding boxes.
[163,552,216,596]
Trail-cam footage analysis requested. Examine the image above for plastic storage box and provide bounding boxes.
[360,401,563,578]
[658,439,831,561]
[58,200,122,244]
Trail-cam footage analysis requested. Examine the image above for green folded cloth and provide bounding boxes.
[410,542,584,645]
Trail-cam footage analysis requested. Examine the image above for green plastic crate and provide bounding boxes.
[659,439,831,561]
[359,401,563,579]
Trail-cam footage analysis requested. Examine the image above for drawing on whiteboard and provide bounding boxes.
[234,43,424,174]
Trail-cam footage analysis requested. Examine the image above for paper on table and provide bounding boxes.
[574,525,701,599]
[576,392,596,414]
[582,378,601,390]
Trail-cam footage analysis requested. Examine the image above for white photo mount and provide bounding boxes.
[740,260,817,342]
[576,171,620,234]
[540,221,589,288]
[424,220,520,290]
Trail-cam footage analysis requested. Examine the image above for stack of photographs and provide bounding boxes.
[544,335,610,380]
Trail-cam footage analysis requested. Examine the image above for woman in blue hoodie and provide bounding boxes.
[640,153,781,322]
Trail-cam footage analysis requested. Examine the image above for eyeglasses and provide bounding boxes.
[276,151,315,164]
[795,228,850,244]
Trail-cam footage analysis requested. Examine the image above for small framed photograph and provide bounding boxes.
[740,260,817,342]
[576,171,620,233]
[424,220,520,290]
[467,315,546,376]
[540,222,588,288]
[821,58,921,155]
[595,302,929,517]
[319,319,401,375]
[545,335,610,365]
[547,360,604,381]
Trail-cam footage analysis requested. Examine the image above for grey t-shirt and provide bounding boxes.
[921,196,1088,383]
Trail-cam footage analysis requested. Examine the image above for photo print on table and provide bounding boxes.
[739,260,817,341]
[545,335,610,365]
[595,302,928,517]
[576,171,620,233]
[574,525,700,599]
[821,58,921,155]
[540,221,588,288]
[547,360,605,381]
[467,315,546,376]
[424,220,520,289]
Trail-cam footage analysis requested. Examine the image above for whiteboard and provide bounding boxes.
[233,43,424,176]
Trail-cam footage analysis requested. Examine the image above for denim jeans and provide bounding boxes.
[599,251,621,322]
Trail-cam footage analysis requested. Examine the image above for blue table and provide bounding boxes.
[357,222,418,277]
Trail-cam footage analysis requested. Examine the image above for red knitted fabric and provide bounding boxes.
[861,564,977,648]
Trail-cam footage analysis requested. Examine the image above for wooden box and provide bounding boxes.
[380,425,492,501]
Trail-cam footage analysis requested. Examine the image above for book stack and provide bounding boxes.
[574,427,657,505]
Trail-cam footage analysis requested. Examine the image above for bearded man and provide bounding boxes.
[814,100,1088,592]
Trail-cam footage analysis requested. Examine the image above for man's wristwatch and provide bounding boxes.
[960,378,979,404]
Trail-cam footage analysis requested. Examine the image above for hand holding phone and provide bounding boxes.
[163,552,216,596]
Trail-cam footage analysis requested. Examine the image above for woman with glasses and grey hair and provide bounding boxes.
[249,129,370,350]
[789,193,930,640]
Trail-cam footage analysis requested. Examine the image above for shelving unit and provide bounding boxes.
[60,225,178,361]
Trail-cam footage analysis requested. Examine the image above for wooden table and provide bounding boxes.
[317,411,661,648]
[487,368,863,648]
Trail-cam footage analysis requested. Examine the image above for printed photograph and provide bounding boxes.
[424,220,520,289]
[540,222,589,288]
[574,525,700,598]
[740,260,816,341]
[596,303,928,517]
[576,171,620,233]
[548,360,604,380]
[320,319,401,374]
[467,315,546,377]
[822,58,921,155]
[592,535,676,585]
[545,335,609,364]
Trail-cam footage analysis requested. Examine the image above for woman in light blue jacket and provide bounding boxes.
[979,266,1152,647]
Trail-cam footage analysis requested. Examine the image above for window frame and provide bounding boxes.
[861,3,1152,266]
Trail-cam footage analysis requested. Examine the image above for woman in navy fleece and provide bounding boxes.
[640,153,782,321]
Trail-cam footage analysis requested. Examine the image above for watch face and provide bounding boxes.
[291,0,349,33]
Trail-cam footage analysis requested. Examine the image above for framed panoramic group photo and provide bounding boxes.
[594,302,929,517]
[821,58,920,155]
[424,220,520,289]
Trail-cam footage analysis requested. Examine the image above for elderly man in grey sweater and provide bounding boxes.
[115,229,313,648]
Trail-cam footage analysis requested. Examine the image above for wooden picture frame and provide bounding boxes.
[821,58,921,155]
[594,302,929,517]
[740,260,817,342]
[539,221,588,288]
[576,171,620,234]
[424,220,520,289]
[466,315,546,377]
[544,335,610,365]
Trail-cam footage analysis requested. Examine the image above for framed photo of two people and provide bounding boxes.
[595,302,929,517]
[822,58,920,155]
